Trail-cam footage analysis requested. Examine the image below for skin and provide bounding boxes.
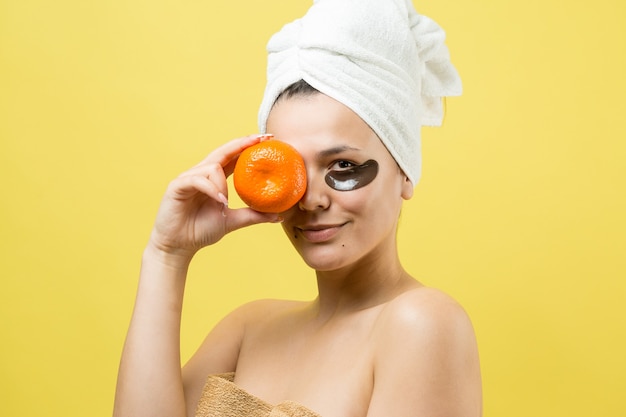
[113,93,482,417]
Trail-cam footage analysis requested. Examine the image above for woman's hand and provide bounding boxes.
[148,134,280,262]
[114,135,280,417]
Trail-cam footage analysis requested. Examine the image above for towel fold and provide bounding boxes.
[194,373,322,417]
[258,0,462,185]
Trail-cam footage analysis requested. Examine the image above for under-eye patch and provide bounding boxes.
[325,160,379,191]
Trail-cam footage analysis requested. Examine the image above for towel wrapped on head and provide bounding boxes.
[258,0,462,185]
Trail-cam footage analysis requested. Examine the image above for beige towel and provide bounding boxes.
[195,373,322,417]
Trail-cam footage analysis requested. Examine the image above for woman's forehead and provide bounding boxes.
[267,94,385,155]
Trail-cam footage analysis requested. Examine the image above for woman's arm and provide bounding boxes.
[113,245,190,417]
[367,288,482,417]
[113,135,280,417]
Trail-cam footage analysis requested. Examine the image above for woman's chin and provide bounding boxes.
[296,247,352,272]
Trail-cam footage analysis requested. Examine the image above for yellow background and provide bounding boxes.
[1,0,625,416]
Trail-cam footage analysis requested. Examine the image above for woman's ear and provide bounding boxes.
[401,176,414,200]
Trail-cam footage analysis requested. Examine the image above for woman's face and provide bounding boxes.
[266,93,413,272]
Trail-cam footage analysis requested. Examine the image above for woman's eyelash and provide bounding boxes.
[332,160,357,169]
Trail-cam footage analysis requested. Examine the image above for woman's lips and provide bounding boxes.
[297,224,344,243]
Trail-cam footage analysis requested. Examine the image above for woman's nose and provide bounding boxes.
[297,172,330,211]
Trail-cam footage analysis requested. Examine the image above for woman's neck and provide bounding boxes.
[311,253,418,322]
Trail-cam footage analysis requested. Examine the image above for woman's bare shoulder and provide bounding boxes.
[375,286,473,334]
[373,286,478,360]
[368,286,482,416]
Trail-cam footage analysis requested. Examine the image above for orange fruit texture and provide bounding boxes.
[233,138,307,213]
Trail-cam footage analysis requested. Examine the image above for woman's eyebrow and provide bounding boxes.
[317,145,361,158]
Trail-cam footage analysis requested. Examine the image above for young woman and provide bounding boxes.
[114,1,482,416]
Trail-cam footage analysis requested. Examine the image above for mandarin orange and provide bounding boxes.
[233,139,307,213]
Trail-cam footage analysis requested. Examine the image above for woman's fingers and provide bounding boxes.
[177,162,229,203]
[218,134,273,176]
[167,173,225,207]
[196,134,262,169]
[223,207,282,234]
[179,134,267,200]
[152,134,279,253]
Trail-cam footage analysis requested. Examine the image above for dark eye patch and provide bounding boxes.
[325,160,379,191]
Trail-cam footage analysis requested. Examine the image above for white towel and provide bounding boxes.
[257,0,462,185]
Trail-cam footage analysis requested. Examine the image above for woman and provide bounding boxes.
[114,1,482,416]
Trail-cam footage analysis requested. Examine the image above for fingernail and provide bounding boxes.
[218,192,229,208]
[257,134,274,142]
[219,193,229,217]
[271,215,284,223]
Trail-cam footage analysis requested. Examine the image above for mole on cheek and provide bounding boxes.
[325,160,379,191]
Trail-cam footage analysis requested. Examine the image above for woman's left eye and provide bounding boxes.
[332,160,356,170]
[325,159,379,191]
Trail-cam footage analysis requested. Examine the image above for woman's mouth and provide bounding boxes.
[297,224,345,243]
